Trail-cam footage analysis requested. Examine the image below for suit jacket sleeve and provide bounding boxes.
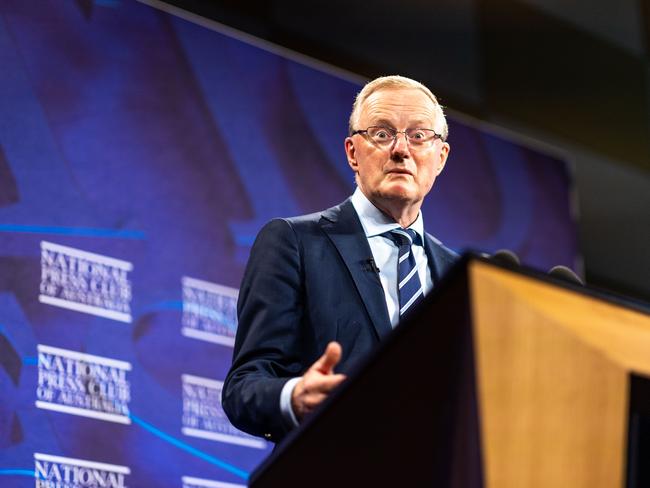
[222,218,308,442]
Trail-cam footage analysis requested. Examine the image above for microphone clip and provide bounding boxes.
[364,258,380,273]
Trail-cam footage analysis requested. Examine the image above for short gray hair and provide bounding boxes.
[349,75,448,141]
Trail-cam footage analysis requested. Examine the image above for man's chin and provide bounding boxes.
[377,185,417,202]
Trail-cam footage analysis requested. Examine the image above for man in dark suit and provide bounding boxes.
[222,75,457,443]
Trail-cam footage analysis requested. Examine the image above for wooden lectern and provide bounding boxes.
[249,255,650,488]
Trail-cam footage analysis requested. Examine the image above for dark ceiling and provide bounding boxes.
[161,0,650,172]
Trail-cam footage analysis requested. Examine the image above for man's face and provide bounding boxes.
[345,87,450,212]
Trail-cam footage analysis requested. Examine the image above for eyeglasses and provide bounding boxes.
[350,126,444,148]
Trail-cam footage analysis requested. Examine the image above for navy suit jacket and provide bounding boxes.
[222,198,458,443]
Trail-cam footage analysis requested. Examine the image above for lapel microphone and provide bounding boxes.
[364,258,380,273]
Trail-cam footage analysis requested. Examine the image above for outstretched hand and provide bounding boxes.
[291,341,347,421]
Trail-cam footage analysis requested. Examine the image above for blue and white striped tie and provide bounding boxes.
[386,228,424,318]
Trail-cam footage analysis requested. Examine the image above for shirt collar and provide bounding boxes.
[350,187,425,243]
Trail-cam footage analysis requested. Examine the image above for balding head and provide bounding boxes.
[349,75,448,141]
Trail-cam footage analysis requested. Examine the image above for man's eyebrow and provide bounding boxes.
[368,118,395,127]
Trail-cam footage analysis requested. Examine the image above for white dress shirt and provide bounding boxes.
[350,187,433,327]
[280,188,433,428]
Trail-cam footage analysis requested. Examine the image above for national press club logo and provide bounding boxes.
[39,241,133,323]
[181,374,265,449]
[34,452,130,488]
[181,277,237,346]
[36,345,132,424]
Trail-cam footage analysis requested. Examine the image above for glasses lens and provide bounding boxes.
[367,126,396,145]
[405,128,438,146]
[365,126,439,147]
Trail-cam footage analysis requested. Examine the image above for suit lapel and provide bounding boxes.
[319,200,393,341]
[424,233,455,282]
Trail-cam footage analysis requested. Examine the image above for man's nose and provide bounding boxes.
[391,132,410,158]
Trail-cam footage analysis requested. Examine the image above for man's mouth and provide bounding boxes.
[386,168,412,176]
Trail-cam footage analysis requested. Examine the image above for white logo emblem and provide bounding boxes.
[36,345,131,424]
[34,452,130,488]
[181,374,265,449]
[181,277,237,346]
[39,241,133,323]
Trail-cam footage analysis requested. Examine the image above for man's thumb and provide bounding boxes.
[314,341,342,374]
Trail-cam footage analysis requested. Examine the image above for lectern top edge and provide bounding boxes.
[467,252,650,316]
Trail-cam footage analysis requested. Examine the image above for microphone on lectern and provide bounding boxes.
[548,265,584,285]
[491,249,521,267]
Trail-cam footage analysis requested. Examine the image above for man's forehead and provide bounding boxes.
[359,88,436,123]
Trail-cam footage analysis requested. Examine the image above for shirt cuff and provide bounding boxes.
[280,377,301,428]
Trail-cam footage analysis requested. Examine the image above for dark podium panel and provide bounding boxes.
[250,256,650,488]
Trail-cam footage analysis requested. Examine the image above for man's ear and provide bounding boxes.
[345,137,358,172]
[436,143,450,175]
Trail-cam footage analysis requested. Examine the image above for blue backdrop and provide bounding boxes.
[0,1,577,486]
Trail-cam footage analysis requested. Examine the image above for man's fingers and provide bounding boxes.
[302,373,346,394]
[301,376,346,410]
[312,341,342,374]
[293,343,346,421]
[302,393,328,410]
[315,373,346,392]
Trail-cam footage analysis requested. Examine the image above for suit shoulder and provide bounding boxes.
[283,198,352,230]
[425,232,460,260]
[255,199,354,243]
[285,210,323,227]
[250,213,322,252]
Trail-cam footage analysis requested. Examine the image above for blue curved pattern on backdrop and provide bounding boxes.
[0,0,577,486]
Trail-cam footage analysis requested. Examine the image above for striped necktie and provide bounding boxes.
[385,228,424,318]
